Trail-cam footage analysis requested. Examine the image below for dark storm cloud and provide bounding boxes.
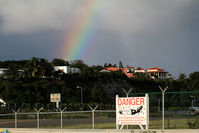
[0,31,63,60]
[0,0,198,76]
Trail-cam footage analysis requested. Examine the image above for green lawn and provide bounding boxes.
[41,118,199,129]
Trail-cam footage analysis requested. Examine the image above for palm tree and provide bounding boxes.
[24,57,53,79]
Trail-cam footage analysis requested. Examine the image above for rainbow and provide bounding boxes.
[60,0,103,61]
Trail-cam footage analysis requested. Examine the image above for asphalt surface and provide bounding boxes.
[0,118,116,128]
[0,116,189,128]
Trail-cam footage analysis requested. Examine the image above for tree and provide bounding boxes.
[91,65,103,73]
[70,60,88,70]
[189,72,199,80]
[103,63,116,68]
[80,67,94,78]
[119,61,123,68]
[178,73,187,80]
[24,57,39,78]
[104,63,108,68]
[39,58,54,78]
[107,63,113,67]
[188,72,199,91]
[24,57,53,79]
[134,72,150,80]
[7,64,22,80]
[51,58,69,66]
[91,84,107,103]
[0,60,27,69]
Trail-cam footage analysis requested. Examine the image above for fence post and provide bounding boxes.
[12,108,20,128]
[146,93,149,130]
[116,95,119,130]
[122,88,132,129]
[159,86,168,130]
[57,107,67,129]
[34,107,43,128]
[88,105,98,129]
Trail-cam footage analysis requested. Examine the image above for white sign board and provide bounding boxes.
[116,95,149,127]
[50,93,61,102]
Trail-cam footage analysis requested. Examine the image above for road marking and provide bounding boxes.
[0,119,36,125]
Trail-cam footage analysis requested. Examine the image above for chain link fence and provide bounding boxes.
[0,109,115,129]
[129,90,199,129]
[0,91,199,129]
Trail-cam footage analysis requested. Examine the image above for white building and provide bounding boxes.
[146,67,168,80]
[0,68,24,77]
[134,67,146,73]
[54,66,80,74]
[0,68,9,77]
[70,67,81,73]
[0,98,6,106]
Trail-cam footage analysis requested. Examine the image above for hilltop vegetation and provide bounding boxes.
[0,57,199,109]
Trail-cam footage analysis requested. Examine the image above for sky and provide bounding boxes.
[0,0,199,77]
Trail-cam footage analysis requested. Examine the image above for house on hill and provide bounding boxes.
[134,67,145,73]
[0,68,24,78]
[0,68,9,77]
[146,67,168,80]
[103,66,135,78]
[54,66,80,74]
[102,66,168,80]
[105,67,120,72]
[121,66,135,78]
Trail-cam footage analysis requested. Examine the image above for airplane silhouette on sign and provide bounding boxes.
[131,106,143,115]
[119,106,143,115]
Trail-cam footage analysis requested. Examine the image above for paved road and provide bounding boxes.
[0,118,116,128]
[0,116,186,128]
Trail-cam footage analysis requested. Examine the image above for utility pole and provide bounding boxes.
[77,86,83,104]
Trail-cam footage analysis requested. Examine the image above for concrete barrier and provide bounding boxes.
[2,128,199,133]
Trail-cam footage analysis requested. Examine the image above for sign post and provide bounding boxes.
[116,94,149,130]
[50,93,61,109]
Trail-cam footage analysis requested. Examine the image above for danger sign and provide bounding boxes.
[50,93,61,102]
[118,97,145,106]
[116,95,149,126]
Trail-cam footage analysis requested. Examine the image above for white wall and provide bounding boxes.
[54,66,80,74]
[134,70,145,73]
[0,68,9,77]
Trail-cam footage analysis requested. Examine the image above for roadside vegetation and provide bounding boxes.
[0,57,199,112]
[39,116,199,129]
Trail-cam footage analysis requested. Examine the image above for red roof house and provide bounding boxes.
[146,67,167,79]
[105,67,120,71]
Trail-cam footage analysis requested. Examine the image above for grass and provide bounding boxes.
[63,123,115,129]
[40,118,199,129]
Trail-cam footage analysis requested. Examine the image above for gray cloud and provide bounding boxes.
[0,0,78,33]
[0,0,189,34]
[0,0,199,76]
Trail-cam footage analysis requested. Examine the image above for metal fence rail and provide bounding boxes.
[1,91,199,129]
[0,109,197,129]
[0,110,116,129]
